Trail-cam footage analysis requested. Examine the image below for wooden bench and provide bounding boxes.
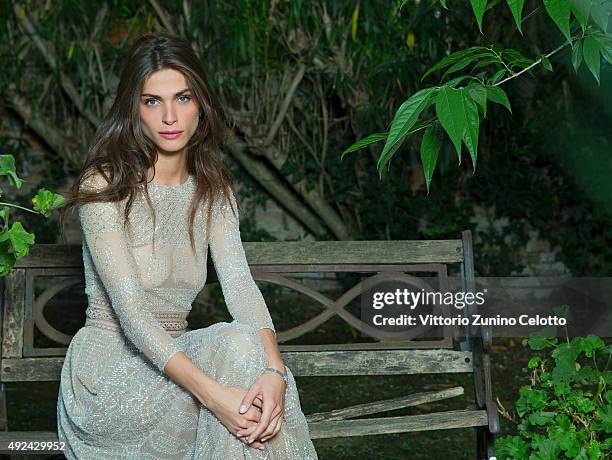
[0,229,498,459]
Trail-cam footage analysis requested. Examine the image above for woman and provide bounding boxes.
[57,32,318,459]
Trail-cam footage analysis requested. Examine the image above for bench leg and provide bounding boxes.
[476,426,495,460]
[0,382,7,431]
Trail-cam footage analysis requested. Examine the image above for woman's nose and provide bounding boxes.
[162,104,177,125]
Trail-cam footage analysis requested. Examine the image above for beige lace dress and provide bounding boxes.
[56,171,318,459]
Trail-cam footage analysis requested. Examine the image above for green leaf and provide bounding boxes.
[420,124,443,193]
[445,75,475,88]
[0,240,16,277]
[0,207,9,229]
[31,188,65,218]
[572,40,584,72]
[516,386,549,416]
[540,54,553,71]
[559,437,582,458]
[593,403,612,433]
[421,46,489,82]
[528,335,557,350]
[462,91,480,171]
[501,48,533,69]
[471,55,504,71]
[570,0,592,31]
[528,411,556,426]
[591,1,610,31]
[595,34,612,65]
[0,155,23,189]
[486,86,512,113]
[528,356,542,369]
[496,435,529,458]
[583,35,602,85]
[470,0,488,34]
[543,0,572,43]
[553,304,573,321]
[506,0,526,33]
[435,86,466,163]
[341,133,387,159]
[466,82,488,117]
[440,52,495,81]
[489,68,507,84]
[578,335,604,357]
[527,325,558,350]
[552,342,581,395]
[530,438,561,460]
[440,0,448,8]
[377,88,437,175]
[6,221,35,259]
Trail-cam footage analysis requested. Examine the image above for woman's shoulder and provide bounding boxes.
[79,167,112,194]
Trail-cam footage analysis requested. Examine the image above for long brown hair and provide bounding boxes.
[59,33,237,255]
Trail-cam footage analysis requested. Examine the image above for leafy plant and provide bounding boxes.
[496,331,611,459]
[342,0,612,193]
[0,154,64,277]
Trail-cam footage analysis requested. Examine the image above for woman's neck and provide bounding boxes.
[148,153,189,186]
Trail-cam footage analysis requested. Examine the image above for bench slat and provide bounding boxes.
[0,409,488,444]
[1,350,473,381]
[15,240,464,268]
[283,350,473,376]
[307,409,488,439]
[306,386,464,422]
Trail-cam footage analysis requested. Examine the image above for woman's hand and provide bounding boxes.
[206,384,267,450]
[236,370,286,444]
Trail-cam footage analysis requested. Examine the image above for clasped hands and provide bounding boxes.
[209,367,287,450]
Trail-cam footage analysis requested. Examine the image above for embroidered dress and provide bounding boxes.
[56,172,318,459]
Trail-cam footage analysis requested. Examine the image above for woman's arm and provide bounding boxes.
[208,188,277,336]
[207,189,287,444]
[259,328,285,374]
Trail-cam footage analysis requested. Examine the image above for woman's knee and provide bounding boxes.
[213,323,268,380]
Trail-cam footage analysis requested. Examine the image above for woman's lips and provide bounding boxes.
[159,131,183,140]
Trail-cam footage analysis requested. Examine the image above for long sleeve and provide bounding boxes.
[208,189,276,336]
[78,173,181,373]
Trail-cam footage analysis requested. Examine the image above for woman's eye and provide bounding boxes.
[178,95,191,103]
[145,98,158,106]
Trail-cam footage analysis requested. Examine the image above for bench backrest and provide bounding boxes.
[0,231,476,382]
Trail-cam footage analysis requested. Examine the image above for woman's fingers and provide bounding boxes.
[246,400,277,444]
[234,420,267,450]
[239,382,263,415]
[271,415,283,437]
[253,395,263,411]
[260,411,283,442]
[237,434,265,450]
[258,412,279,439]
[245,405,261,422]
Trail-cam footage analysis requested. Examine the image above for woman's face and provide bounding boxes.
[139,68,199,155]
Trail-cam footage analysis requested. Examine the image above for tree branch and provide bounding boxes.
[494,41,570,87]
[263,64,306,146]
[225,134,330,238]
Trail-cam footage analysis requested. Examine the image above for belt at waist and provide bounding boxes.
[84,301,190,338]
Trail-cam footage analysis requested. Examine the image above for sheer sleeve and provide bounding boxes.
[78,172,181,373]
[208,189,276,336]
